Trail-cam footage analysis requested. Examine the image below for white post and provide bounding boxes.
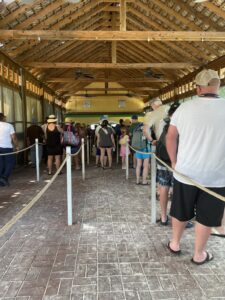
[35,138,40,182]
[125,140,129,180]
[87,135,90,165]
[81,138,85,180]
[66,147,73,226]
[116,136,119,164]
[151,146,157,224]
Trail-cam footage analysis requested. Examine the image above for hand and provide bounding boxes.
[15,146,19,152]
[171,162,176,169]
[152,140,157,146]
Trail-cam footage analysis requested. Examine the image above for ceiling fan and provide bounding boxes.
[75,69,94,79]
[144,68,164,79]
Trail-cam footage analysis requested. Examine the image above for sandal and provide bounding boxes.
[157,215,169,226]
[167,241,181,255]
[191,251,214,265]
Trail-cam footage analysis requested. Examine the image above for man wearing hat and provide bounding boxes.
[0,113,19,186]
[166,69,225,265]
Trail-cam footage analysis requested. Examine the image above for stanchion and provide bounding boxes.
[81,138,85,180]
[116,136,119,164]
[66,146,73,226]
[87,135,90,165]
[35,138,40,182]
[125,141,129,180]
[151,146,157,224]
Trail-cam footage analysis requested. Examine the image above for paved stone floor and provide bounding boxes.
[0,163,225,300]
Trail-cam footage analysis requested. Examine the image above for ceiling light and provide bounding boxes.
[194,0,208,3]
[0,43,4,48]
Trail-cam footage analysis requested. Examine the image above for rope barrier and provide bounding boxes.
[0,144,35,156]
[0,156,67,237]
[70,145,82,157]
[128,144,225,203]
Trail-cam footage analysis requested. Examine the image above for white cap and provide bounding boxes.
[195,69,219,86]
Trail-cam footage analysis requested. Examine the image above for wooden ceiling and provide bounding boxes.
[0,0,225,102]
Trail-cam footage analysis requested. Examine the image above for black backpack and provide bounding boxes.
[156,123,171,165]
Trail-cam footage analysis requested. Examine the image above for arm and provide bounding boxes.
[11,133,19,151]
[143,124,154,143]
[166,124,178,169]
[111,133,115,148]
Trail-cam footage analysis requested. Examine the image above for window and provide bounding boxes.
[118,100,126,108]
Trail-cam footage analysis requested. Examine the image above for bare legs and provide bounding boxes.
[106,148,112,168]
[136,158,142,184]
[136,158,149,184]
[170,217,212,262]
[100,148,112,168]
[142,158,149,184]
[159,186,170,223]
[193,222,211,262]
[47,155,61,174]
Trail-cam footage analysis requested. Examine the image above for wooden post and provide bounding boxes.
[120,0,127,31]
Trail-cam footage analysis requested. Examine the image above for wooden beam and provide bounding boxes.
[111,12,117,64]
[1,30,225,41]
[24,62,198,69]
[201,2,225,20]
[69,93,146,97]
[59,87,157,91]
[120,0,127,31]
[47,78,170,83]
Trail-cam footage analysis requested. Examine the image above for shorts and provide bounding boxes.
[170,179,225,227]
[157,168,173,187]
[135,147,151,160]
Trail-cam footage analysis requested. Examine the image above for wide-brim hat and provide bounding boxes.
[47,114,57,123]
[124,119,131,126]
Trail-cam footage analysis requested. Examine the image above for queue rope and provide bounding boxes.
[0,156,67,237]
[0,144,35,156]
[128,144,225,203]
[70,145,82,156]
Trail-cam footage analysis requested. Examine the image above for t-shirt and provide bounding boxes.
[0,121,15,148]
[98,127,114,148]
[170,96,225,187]
[144,105,168,139]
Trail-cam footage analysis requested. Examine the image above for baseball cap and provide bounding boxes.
[131,115,138,120]
[194,69,219,86]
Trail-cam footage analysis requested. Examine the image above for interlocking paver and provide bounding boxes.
[0,165,225,300]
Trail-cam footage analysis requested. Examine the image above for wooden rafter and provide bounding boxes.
[201,2,225,20]
[24,62,199,69]
[47,78,171,83]
[1,30,225,41]
[120,0,126,31]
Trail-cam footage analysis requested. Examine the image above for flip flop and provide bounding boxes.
[191,251,214,265]
[211,233,225,238]
[211,228,225,238]
[167,241,181,255]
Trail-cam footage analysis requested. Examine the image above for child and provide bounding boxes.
[119,127,130,169]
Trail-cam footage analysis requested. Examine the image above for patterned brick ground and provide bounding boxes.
[0,163,225,299]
